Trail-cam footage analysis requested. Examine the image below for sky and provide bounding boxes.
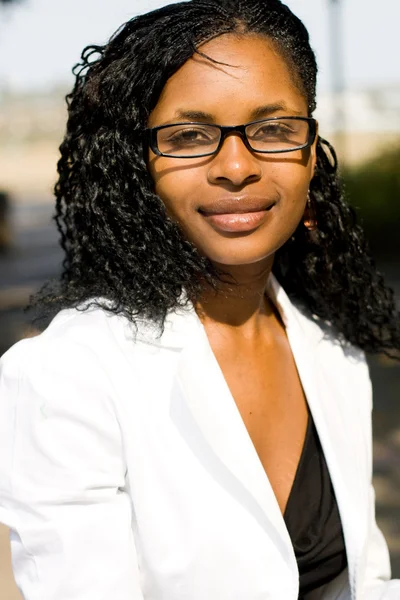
[0,0,399,95]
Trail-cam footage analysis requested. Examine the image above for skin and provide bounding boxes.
[148,34,318,514]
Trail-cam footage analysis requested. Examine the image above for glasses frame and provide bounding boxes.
[146,116,317,159]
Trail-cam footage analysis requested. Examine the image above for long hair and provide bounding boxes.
[34,0,399,358]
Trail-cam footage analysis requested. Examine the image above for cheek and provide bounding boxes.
[154,177,190,223]
[150,161,203,221]
[272,161,311,205]
[267,163,311,236]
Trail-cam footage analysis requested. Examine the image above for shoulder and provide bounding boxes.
[3,302,130,359]
[0,304,136,402]
[0,308,127,512]
[0,306,140,473]
[294,302,373,408]
[270,273,371,387]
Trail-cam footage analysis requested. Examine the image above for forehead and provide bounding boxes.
[148,34,308,126]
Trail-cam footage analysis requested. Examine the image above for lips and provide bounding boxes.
[198,196,277,233]
[198,196,276,216]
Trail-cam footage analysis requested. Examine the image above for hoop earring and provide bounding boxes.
[303,192,318,231]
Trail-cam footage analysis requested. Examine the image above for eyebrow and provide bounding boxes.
[171,102,304,123]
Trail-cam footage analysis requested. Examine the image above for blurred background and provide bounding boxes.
[0,0,399,597]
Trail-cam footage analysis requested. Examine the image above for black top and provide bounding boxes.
[283,412,348,599]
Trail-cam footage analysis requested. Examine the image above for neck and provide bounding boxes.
[195,256,275,337]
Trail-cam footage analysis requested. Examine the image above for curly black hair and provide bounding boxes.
[33,0,399,358]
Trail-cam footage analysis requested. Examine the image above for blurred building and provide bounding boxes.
[316,84,400,165]
[0,89,66,196]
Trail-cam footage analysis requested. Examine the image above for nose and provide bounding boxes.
[207,133,262,187]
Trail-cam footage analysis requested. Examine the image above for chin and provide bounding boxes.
[203,248,276,268]
[195,235,283,267]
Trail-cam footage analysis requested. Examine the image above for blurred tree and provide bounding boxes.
[343,145,400,261]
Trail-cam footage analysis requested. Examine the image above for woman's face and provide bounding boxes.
[147,34,318,268]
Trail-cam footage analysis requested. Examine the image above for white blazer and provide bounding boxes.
[0,274,399,600]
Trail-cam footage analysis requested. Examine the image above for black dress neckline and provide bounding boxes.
[282,409,348,598]
[284,410,313,520]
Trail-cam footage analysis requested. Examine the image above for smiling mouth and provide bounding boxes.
[199,203,276,233]
[198,197,276,216]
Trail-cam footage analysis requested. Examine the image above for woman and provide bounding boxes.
[0,0,399,598]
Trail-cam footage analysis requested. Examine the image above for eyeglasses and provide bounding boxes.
[146,116,317,159]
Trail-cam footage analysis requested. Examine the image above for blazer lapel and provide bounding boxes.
[311,354,369,600]
[173,322,297,572]
[267,275,368,600]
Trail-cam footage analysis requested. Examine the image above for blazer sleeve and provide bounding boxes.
[359,361,400,599]
[0,334,144,600]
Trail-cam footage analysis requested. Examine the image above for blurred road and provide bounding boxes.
[0,198,399,598]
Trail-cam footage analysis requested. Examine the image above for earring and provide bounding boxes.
[303,192,318,231]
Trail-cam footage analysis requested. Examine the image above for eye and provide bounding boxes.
[250,122,294,140]
[165,126,219,146]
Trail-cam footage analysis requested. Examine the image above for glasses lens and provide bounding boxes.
[156,124,221,156]
[246,118,310,152]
